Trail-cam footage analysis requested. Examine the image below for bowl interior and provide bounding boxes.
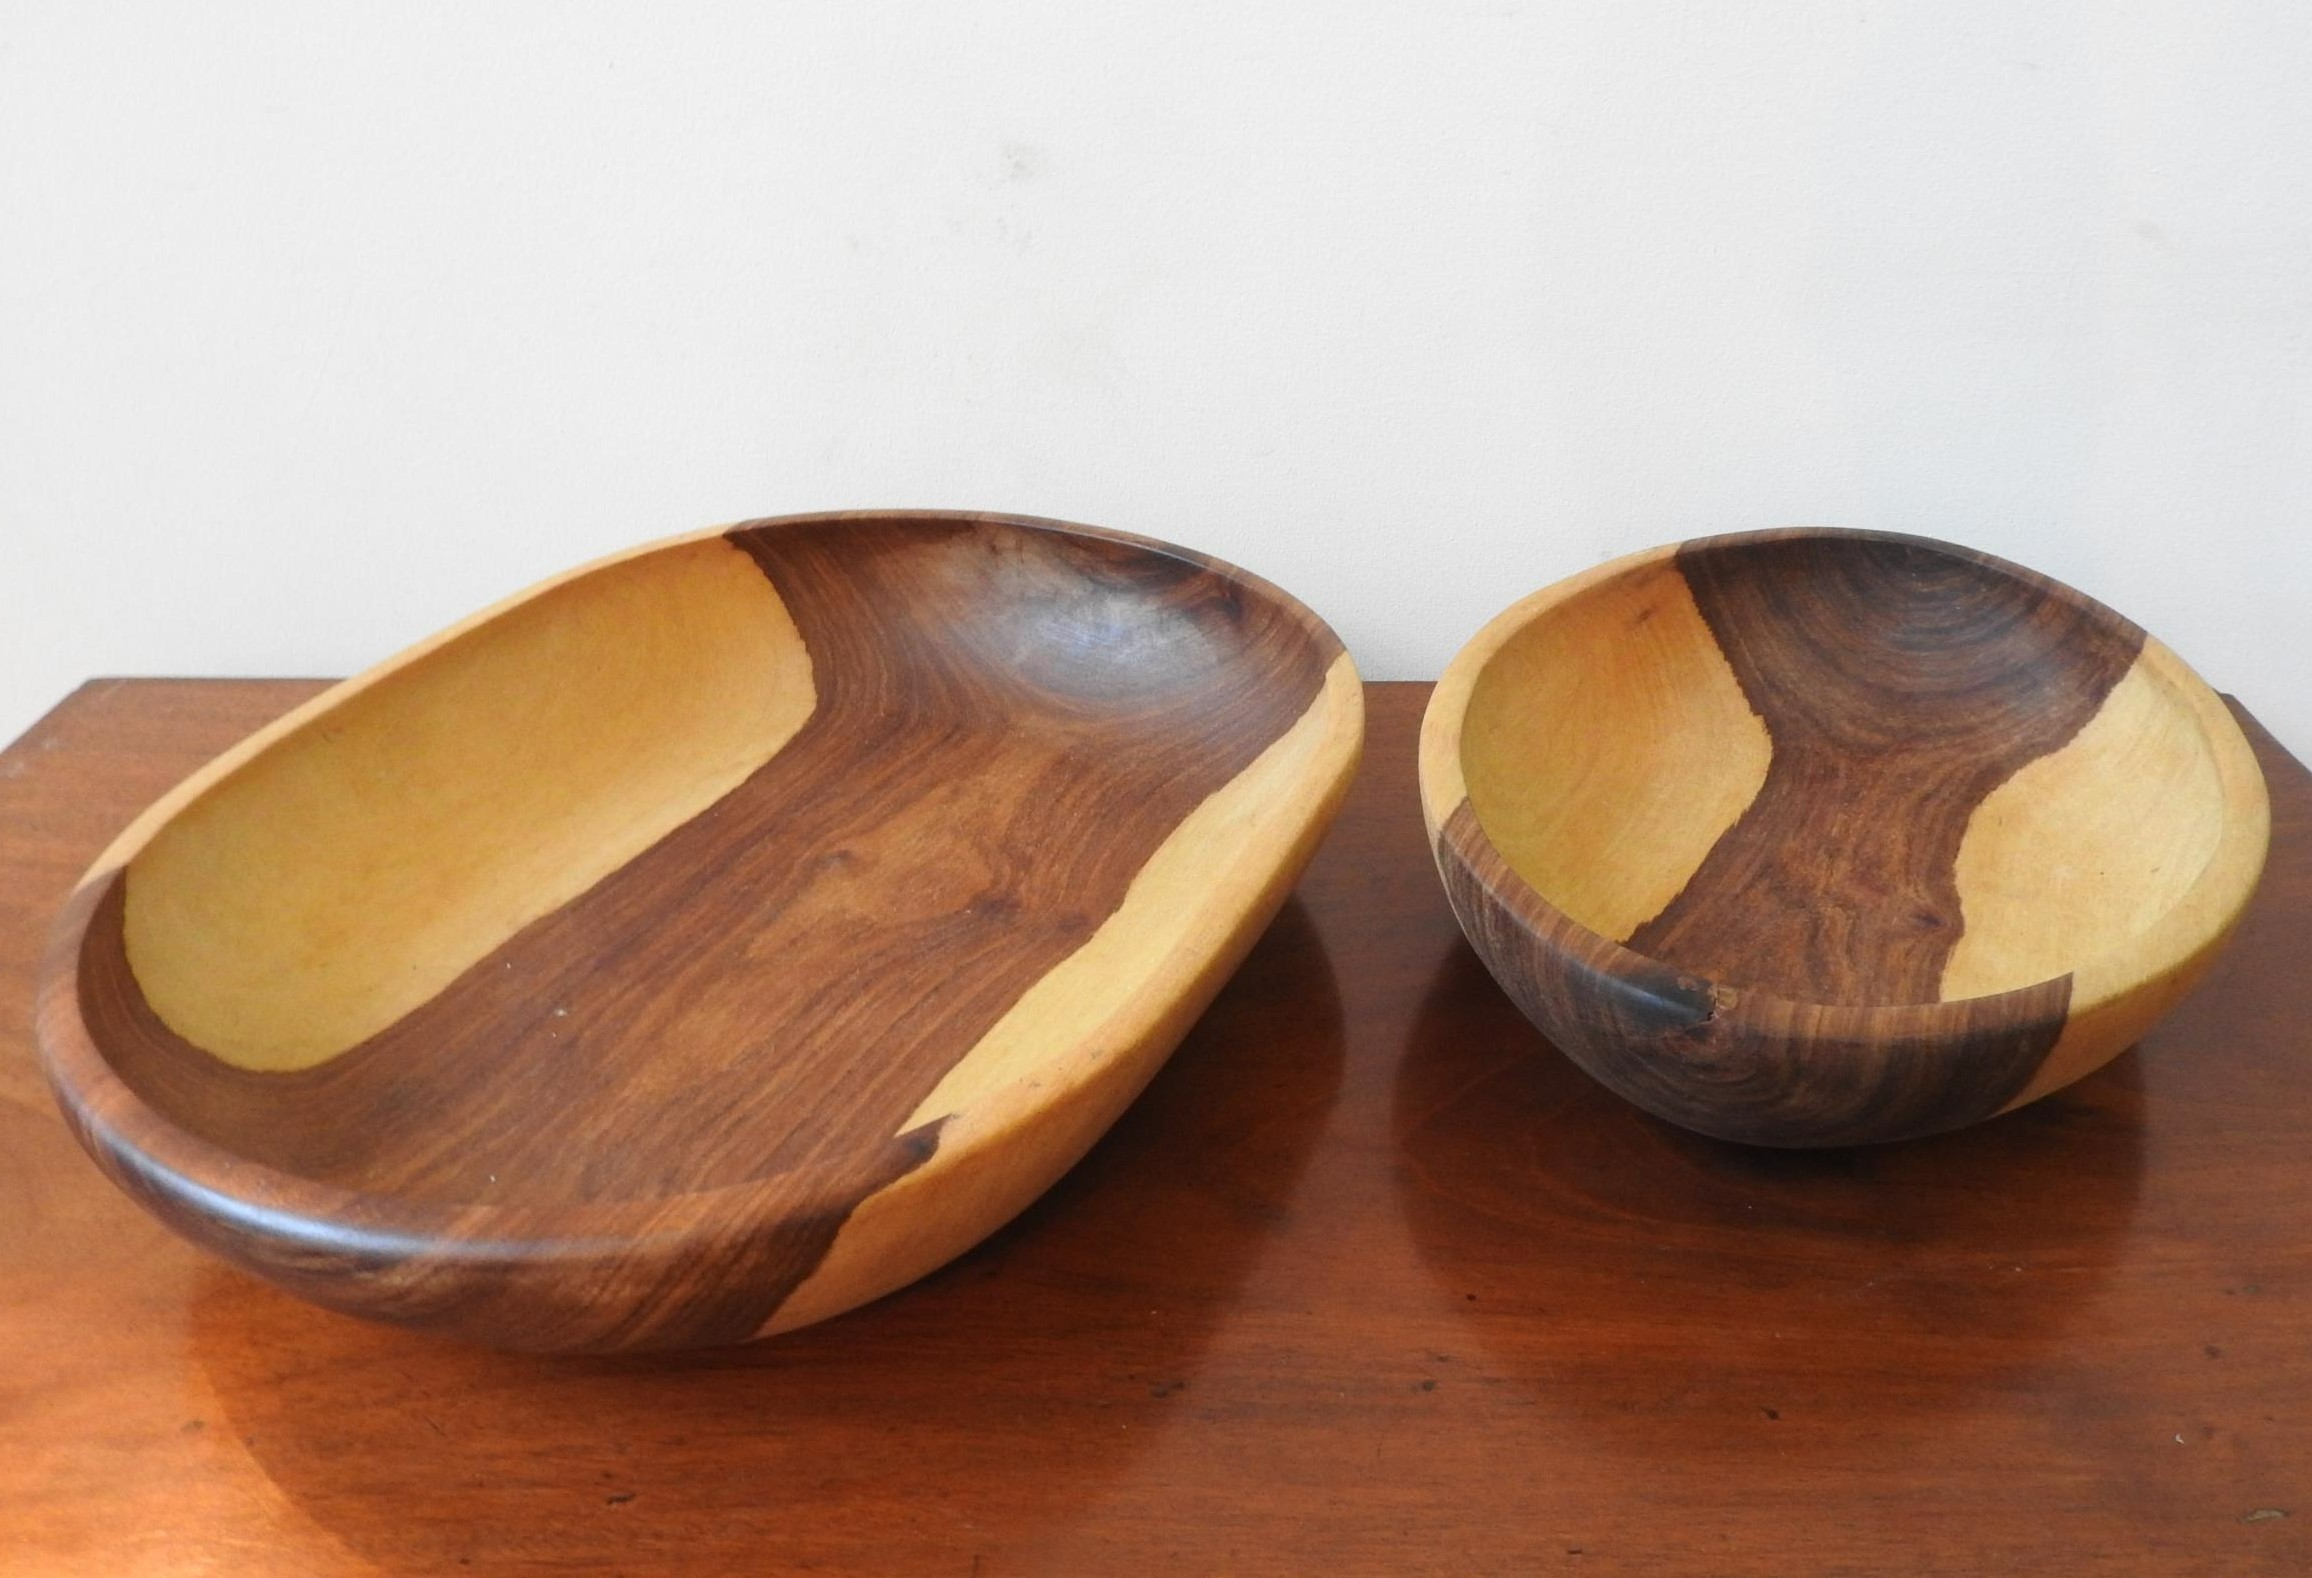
[1459,532,2235,1008]
[78,516,1339,1207]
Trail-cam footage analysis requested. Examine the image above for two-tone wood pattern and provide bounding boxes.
[38,511,1363,1351]
[1420,529,2269,1147]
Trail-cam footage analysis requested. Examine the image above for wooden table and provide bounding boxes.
[5,679,2307,1576]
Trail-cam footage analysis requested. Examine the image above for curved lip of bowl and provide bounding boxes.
[37,508,1365,1266]
[1418,527,2272,1033]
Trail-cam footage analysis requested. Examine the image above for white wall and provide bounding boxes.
[6,2,2310,756]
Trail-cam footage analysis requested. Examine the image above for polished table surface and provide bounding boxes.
[4,679,2307,1576]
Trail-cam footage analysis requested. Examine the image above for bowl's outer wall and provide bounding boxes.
[39,512,1365,1351]
[1438,799,2126,1147]
[1422,530,2270,1148]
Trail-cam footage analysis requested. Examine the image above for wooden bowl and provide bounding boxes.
[39,511,1362,1351]
[1419,528,2268,1148]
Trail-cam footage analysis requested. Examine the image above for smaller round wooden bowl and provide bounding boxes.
[1419,528,2269,1148]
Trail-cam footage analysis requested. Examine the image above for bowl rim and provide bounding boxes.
[1418,526,2272,1030]
[37,507,1366,1278]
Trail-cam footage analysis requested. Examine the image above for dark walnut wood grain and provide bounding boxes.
[1628,533,2143,1004]
[38,514,1362,1351]
[6,680,2311,1576]
[1423,529,2269,1147]
[1437,797,2080,1148]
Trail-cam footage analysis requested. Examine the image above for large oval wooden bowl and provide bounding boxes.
[39,511,1362,1351]
[1420,528,2267,1148]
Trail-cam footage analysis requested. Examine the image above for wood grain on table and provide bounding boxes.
[3,680,2307,1575]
